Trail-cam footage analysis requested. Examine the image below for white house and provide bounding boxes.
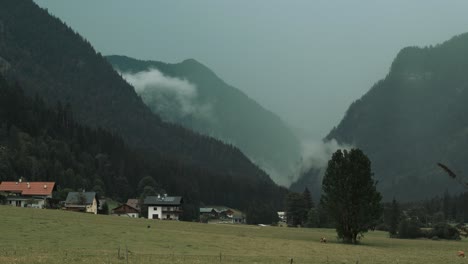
[0,181,55,208]
[144,194,183,220]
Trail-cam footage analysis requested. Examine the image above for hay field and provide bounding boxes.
[0,206,466,263]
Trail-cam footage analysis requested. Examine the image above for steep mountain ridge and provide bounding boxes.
[294,33,468,201]
[107,55,301,185]
[0,0,287,213]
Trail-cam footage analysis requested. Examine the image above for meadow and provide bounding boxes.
[0,206,467,264]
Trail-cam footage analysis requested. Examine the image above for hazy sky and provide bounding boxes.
[35,0,468,139]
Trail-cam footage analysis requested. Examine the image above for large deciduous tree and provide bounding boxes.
[321,148,382,244]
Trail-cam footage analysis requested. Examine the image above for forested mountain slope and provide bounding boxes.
[106,55,301,186]
[313,33,468,200]
[0,75,287,218]
[0,0,287,216]
[327,34,468,200]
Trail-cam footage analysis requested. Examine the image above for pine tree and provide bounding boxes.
[286,192,308,226]
[388,198,400,237]
[303,187,314,210]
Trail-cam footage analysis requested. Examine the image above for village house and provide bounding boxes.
[144,194,183,220]
[126,198,141,212]
[199,206,246,224]
[111,199,140,218]
[229,209,246,224]
[199,207,221,218]
[64,192,98,214]
[0,180,55,208]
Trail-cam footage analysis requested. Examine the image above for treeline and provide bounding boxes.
[378,191,468,240]
[284,188,334,228]
[285,186,466,241]
[0,75,286,221]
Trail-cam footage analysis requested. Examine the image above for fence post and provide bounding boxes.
[125,243,129,264]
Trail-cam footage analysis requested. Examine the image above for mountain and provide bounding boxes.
[0,73,145,200]
[294,33,468,201]
[0,0,288,216]
[106,55,301,186]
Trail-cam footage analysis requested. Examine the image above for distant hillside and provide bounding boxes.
[106,55,301,186]
[0,73,144,200]
[0,0,288,215]
[296,33,468,201]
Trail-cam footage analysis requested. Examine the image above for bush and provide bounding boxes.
[0,194,6,205]
[427,222,460,240]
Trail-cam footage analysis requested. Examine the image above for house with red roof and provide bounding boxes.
[0,180,55,208]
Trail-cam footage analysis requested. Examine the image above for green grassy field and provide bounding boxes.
[0,206,467,263]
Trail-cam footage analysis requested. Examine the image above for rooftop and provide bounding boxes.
[0,181,55,196]
[144,196,182,206]
[65,192,97,205]
[126,199,140,210]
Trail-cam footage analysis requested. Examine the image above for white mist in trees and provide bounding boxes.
[121,69,214,123]
[300,139,352,173]
[291,139,353,184]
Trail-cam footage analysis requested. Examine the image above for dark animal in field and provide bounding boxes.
[320,237,327,243]
[457,251,465,258]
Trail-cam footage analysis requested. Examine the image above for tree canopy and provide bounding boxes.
[321,148,382,244]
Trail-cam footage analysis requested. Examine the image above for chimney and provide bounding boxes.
[157,194,160,199]
[27,182,30,189]
[19,178,22,183]
[164,193,167,198]
[44,184,47,189]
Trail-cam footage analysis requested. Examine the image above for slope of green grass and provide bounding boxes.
[0,206,466,263]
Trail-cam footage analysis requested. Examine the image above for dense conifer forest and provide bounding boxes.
[0,74,287,220]
[0,0,288,222]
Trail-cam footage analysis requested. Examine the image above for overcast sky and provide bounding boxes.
[35,0,468,139]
